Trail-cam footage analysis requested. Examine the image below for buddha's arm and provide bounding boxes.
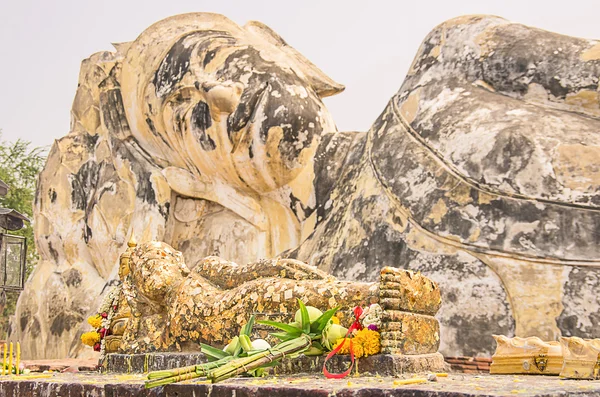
[193,257,329,289]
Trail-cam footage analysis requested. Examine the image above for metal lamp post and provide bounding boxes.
[0,179,29,292]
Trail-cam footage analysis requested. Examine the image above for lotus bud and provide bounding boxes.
[251,339,271,350]
[239,334,253,352]
[324,323,348,348]
[294,306,323,324]
[222,336,239,355]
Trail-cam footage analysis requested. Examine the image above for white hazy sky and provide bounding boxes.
[0,0,598,148]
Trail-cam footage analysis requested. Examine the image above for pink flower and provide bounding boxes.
[367,324,379,331]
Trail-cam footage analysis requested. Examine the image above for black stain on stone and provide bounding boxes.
[100,88,131,138]
[203,49,216,67]
[190,101,216,151]
[48,188,57,203]
[547,77,570,99]
[437,209,475,237]
[84,224,93,244]
[70,161,100,211]
[557,266,600,338]
[447,313,504,357]
[227,83,269,139]
[50,312,83,337]
[20,310,30,332]
[136,171,157,206]
[289,193,311,220]
[482,130,533,176]
[329,198,409,283]
[153,30,234,99]
[153,35,194,98]
[47,240,59,263]
[446,291,457,303]
[158,201,170,220]
[63,268,82,288]
[29,317,41,338]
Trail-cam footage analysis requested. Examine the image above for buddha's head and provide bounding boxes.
[121,13,343,195]
[118,234,138,280]
[128,241,190,303]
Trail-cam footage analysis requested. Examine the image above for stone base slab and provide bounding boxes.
[2,373,600,397]
[104,352,448,377]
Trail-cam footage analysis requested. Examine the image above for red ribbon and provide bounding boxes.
[323,306,363,379]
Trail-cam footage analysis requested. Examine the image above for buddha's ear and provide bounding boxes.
[244,21,345,98]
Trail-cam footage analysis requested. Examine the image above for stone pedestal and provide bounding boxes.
[104,352,448,376]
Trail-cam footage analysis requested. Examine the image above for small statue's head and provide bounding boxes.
[128,241,190,303]
[118,234,137,280]
[121,13,344,194]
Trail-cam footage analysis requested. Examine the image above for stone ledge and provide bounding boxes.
[1,373,600,397]
[105,352,448,377]
[105,352,206,374]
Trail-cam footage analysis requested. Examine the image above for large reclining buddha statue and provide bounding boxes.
[14,13,600,359]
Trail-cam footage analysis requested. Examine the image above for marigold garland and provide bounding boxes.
[81,331,101,346]
[333,329,381,358]
[80,284,122,359]
[87,315,103,329]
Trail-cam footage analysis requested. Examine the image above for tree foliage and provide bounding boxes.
[0,131,47,336]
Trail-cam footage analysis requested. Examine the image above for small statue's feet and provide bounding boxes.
[378,267,441,315]
[378,267,442,355]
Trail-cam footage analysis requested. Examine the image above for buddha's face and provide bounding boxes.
[118,255,130,280]
[122,15,342,195]
[129,241,190,302]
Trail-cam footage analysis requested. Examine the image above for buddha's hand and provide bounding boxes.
[274,258,329,281]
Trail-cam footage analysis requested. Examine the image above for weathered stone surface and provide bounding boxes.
[106,352,207,374]
[3,373,600,397]
[380,312,440,354]
[105,352,447,376]
[21,358,98,372]
[379,267,441,315]
[289,15,600,356]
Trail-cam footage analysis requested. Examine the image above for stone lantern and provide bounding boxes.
[0,179,29,291]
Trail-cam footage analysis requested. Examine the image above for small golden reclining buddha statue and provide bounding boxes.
[101,240,442,356]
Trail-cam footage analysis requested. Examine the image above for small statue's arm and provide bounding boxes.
[192,256,329,290]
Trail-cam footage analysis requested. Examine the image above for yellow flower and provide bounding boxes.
[331,316,340,325]
[87,315,103,329]
[81,331,101,346]
[333,338,352,354]
[332,329,380,358]
[355,329,381,357]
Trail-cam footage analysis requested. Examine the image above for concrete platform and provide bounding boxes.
[2,372,600,396]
